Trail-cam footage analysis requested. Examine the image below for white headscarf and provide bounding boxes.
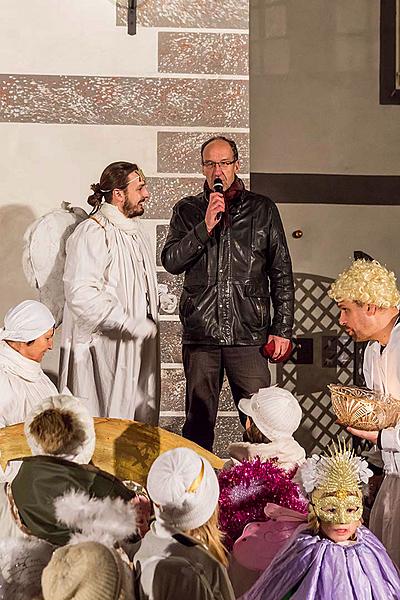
[0,300,55,342]
[147,448,219,532]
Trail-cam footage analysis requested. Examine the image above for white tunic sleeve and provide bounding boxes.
[362,343,374,390]
[64,221,129,334]
[0,375,21,427]
[363,329,400,459]
[381,426,400,454]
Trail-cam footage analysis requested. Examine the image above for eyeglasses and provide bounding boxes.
[202,160,237,170]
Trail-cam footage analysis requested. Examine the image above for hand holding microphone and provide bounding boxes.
[205,177,225,234]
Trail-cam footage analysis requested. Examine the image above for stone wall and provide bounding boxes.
[0,0,249,454]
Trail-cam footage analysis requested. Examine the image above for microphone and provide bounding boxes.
[213,177,224,222]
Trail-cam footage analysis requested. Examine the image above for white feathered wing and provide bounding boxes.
[22,202,88,327]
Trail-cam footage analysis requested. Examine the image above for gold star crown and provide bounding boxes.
[299,438,372,497]
[317,440,361,495]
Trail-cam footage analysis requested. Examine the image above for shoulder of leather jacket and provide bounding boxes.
[174,192,205,212]
[242,190,275,204]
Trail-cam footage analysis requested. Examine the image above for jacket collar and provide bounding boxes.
[203,176,244,202]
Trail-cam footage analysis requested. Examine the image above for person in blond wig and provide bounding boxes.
[329,258,400,567]
[131,448,234,600]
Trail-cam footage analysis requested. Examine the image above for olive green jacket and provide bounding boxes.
[11,455,134,545]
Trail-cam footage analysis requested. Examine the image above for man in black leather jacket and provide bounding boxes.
[161,136,294,451]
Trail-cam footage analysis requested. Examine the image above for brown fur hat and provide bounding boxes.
[24,394,95,463]
[29,408,82,455]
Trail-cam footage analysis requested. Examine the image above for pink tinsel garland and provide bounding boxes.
[218,457,308,549]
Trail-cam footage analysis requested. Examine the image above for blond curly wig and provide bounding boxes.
[328,259,400,308]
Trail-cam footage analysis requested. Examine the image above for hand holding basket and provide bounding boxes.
[328,384,400,431]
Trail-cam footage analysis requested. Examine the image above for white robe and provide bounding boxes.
[363,320,400,567]
[0,341,57,427]
[59,211,160,422]
[364,321,400,399]
[363,321,400,476]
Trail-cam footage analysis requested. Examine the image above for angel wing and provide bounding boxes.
[22,202,88,327]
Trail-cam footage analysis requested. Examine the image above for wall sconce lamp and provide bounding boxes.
[127,0,137,35]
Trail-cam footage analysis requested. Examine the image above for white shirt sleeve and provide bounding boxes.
[381,425,400,454]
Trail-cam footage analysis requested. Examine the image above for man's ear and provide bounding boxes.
[366,304,378,316]
[111,188,124,206]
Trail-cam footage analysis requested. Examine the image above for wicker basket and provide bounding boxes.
[328,384,400,431]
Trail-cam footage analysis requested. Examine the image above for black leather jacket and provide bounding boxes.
[161,185,294,345]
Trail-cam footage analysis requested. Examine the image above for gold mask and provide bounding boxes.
[299,439,372,527]
[311,488,363,524]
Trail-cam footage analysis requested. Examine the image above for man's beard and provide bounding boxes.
[346,328,367,342]
[345,328,358,341]
[122,196,144,219]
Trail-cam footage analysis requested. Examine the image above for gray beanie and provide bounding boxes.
[41,542,132,600]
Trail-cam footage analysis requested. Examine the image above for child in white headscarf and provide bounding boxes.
[0,300,57,427]
[132,448,235,600]
[221,387,307,596]
[225,386,306,471]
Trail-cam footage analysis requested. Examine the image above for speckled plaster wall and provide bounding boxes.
[0,0,249,455]
[117,0,248,29]
[0,75,248,127]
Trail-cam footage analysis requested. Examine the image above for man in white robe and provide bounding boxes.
[329,258,400,567]
[59,161,160,423]
[0,300,57,427]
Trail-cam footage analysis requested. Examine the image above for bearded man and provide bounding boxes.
[59,162,159,422]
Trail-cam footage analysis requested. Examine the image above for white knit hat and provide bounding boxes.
[147,448,219,531]
[238,387,302,440]
[0,299,55,342]
[41,542,132,600]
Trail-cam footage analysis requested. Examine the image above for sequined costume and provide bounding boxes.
[240,442,400,599]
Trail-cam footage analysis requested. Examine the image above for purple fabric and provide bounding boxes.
[240,526,400,600]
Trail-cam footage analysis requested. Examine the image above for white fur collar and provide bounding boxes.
[54,490,138,546]
[228,439,306,471]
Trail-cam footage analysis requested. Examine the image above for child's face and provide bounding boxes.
[320,520,360,543]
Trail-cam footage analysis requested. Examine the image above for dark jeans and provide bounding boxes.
[182,345,271,451]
